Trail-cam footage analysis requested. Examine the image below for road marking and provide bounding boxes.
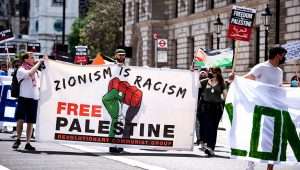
[64,144,168,170]
[0,165,10,170]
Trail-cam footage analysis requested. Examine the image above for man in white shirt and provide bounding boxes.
[231,46,287,170]
[12,53,45,151]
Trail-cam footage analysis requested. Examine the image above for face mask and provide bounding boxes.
[291,80,298,87]
[200,75,207,80]
[279,56,286,65]
[207,72,213,79]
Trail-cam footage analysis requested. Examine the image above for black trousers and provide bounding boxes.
[197,107,205,142]
[200,102,223,150]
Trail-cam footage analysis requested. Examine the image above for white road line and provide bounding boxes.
[0,165,10,170]
[64,144,168,170]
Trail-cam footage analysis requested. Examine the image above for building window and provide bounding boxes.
[170,39,178,68]
[135,2,139,23]
[128,2,132,17]
[208,0,214,9]
[205,33,213,50]
[189,0,195,14]
[180,0,186,9]
[35,20,39,32]
[54,19,63,32]
[175,0,178,18]
[141,0,146,14]
[227,0,236,4]
[53,0,63,6]
[254,27,260,65]
[188,36,195,67]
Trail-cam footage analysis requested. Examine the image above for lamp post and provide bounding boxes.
[262,4,272,61]
[62,0,66,45]
[122,0,126,47]
[214,14,223,50]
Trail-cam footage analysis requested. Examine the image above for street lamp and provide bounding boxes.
[214,14,223,49]
[262,4,272,61]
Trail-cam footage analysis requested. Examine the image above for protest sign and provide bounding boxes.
[227,6,256,42]
[74,46,88,64]
[27,43,41,53]
[37,60,199,150]
[282,41,300,62]
[0,29,14,43]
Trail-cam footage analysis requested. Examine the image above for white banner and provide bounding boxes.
[224,77,300,164]
[282,41,300,62]
[37,60,199,150]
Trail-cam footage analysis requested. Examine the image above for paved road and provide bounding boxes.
[0,130,299,170]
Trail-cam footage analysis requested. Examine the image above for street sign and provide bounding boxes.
[0,45,16,54]
[27,43,41,53]
[74,45,88,64]
[227,6,256,42]
[157,39,168,49]
[0,29,14,43]
[157,51,168,63]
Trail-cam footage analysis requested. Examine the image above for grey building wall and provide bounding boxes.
[125,0,300,82]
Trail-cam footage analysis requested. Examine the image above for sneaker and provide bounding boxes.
[194,140,201,145]
[204,147,215,157]
[199,143,207,151]
[24,143,36,151]
[12,139,21,149]
[109,147,123,153]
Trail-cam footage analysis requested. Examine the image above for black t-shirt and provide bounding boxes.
[200,79,225,103]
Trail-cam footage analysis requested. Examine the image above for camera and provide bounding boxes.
[38,61,46,70]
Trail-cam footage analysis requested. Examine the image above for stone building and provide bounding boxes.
[29,0,79,54]
[124,0,300,82]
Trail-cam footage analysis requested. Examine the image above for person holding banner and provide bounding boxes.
[199,67,227,156]
[12,53,46,151]
[0,63,8,76]
[195,69,208,146]
[106,48,127,154]
[230,46,287,170]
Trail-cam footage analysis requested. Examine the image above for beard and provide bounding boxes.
[279,57,286,65]
[117,58,125,63]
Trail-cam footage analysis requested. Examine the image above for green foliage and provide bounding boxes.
[81,0,123,58]
[68,18,87,57]
[68,0,123,58]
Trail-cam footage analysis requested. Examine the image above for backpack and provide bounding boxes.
[10,68,23,98]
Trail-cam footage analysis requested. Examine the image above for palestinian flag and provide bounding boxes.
[193,48,233,69]
[193,48,207,68]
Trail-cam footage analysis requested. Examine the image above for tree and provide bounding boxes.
[68,18,87,57]
[81,0,123,58]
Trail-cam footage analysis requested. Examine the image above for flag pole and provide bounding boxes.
[231,40,239,73]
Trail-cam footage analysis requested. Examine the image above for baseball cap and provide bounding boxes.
[115,49,126,54]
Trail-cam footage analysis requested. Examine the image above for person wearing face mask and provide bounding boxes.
[198,67,227,156]
[290,75,299,87]
[195,69,208,146]
[229,46,287,170]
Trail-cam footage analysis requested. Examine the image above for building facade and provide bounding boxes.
[124,0,300,82]
[29,0,79,54]
[0,0,30,35]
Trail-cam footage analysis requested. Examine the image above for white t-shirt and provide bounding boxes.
[247,61,283,86]
[17,67,40,100]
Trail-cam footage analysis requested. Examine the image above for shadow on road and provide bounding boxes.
[15,150,100,156]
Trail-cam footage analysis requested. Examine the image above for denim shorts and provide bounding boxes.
[14,97,38,123]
